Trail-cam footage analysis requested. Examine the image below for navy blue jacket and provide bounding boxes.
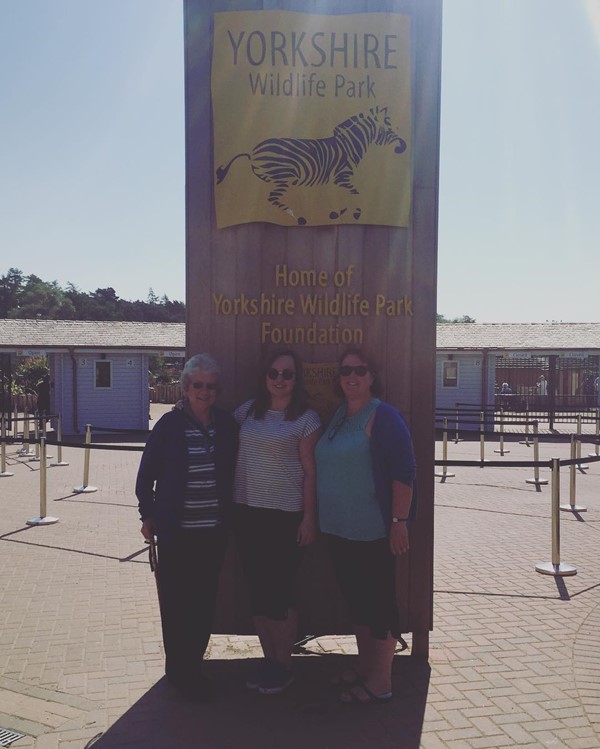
[135,407,239,542]
[369,402,417,532]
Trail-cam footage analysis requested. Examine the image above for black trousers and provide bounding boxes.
[157,526,227,686]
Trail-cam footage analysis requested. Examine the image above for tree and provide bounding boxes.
[437,314,476,323]
[0,268,25,317]
[9,275,76,319]
[0,268,185,321]
[13,356,49,396]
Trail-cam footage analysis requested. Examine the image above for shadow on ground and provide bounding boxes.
[88,654,430,749]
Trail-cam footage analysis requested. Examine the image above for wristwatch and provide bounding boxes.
[391,516,408,523]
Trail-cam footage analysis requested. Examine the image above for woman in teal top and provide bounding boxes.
[316,348,416,705]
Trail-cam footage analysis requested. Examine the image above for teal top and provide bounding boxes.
[316,399,387,541]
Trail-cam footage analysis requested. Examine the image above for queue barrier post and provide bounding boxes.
[29,420,41,462]
[575,416,589,471]
[18,414,35,457]
[73,424,97,493]
[525,421,548,486]
[40,416,53,460]
[494,408,509,455]
[561,434,587,513]
[479,412,487,464]
[50,413,69,467]
[435,418,455,480]
[1,414,15,478]
[26,438,59,526]
[536,458,577,577]
[588,408,599,458]
[454,405,462,444]
[519,409,531,447]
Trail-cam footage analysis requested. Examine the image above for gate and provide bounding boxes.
[495,354,599,426]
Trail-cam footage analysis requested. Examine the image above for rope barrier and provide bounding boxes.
[89,425,151,434]
[3,416,596,580]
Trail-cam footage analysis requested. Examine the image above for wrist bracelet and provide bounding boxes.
[391,516,408,523]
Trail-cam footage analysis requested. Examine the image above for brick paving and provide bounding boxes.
[0,407,599,748]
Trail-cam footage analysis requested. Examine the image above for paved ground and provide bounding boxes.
[0,406,599,748]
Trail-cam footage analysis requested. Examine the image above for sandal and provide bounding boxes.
[339,683,393,705]
[329,668,363,687]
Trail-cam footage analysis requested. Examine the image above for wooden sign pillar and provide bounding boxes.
[185,0,441,657]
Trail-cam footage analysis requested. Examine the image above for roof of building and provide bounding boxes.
[0,319,185,352]
[1,319,599,353]
[437,322,600,351]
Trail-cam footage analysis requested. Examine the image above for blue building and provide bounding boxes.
[0,319,185,435]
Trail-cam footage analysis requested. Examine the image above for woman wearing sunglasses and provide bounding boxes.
[135,354,239,702]
[233,349,320,695]
[315,348,416,705]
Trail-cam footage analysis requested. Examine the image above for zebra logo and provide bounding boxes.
[215,105,406,226]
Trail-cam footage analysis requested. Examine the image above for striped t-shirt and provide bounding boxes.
[180,421,220,529]
[233,401,321,512]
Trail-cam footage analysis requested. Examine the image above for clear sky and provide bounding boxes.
[1,1,598,322]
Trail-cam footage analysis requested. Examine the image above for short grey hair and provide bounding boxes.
[181,353,221,389]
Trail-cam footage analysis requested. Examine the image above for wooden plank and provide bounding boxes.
[185,0,441,649]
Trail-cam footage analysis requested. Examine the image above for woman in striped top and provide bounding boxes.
[136,354,238,702]
[233,350,321,695]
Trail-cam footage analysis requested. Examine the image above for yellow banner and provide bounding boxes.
[212,11,412,229]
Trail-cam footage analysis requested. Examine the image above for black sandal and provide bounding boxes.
[339,683,392,704]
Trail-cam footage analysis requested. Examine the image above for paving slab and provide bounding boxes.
[0,406,599,747]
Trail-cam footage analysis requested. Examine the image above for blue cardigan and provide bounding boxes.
[135,407,239,542]
[369,401,417,532]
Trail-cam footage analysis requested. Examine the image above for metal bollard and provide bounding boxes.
[535,458,577,576]
[454,406,462,444]
[560,435,587,513]
[588,408,599,458]
[18,414,35,457]
[494,408,509,455]
[519,409,531,446]
[575,417,589,471]
[29,420,41,462]
[26,438,59,525]
[1,414,15,478]
[50,413,69,467]
[13,403,19,440]
[435,418,455,480]
[526,422,548,486]
[479,412,487,464]
[39,416,53,460]
[73,424,98,493]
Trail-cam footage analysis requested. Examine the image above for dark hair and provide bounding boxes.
[334,347,383,398]
[250,349,309,421]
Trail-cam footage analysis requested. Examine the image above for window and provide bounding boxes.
[95,360,112,388]
[442,360,458,388]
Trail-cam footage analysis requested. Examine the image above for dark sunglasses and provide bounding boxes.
[191,381,218,391]
[267,368,296,381]
[339,365,369,377]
